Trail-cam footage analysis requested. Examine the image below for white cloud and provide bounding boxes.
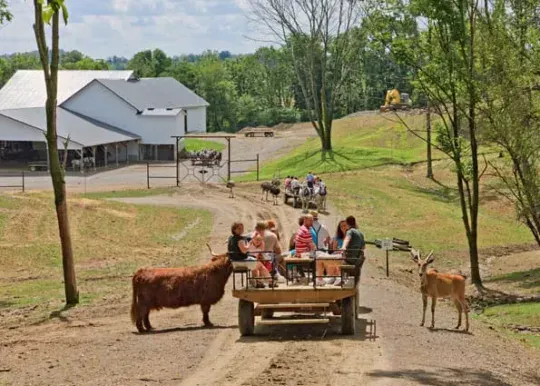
[0,0,264,58]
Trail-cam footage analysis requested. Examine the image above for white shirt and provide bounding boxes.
[312,220,330,249]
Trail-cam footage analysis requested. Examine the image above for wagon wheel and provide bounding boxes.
[261,309,274,319]
[341,296,356,335]
[238,299,255,336]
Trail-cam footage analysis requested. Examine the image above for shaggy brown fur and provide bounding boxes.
[130,245,231,333]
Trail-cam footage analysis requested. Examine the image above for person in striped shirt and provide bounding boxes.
[294,214,316,256]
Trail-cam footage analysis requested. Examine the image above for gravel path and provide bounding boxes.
[1,184,538,386]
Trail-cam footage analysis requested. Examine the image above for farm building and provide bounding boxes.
[0,70,209,169]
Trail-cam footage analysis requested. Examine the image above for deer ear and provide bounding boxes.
[425,250,435,264]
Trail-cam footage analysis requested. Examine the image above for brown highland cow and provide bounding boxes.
[130,245,231,333]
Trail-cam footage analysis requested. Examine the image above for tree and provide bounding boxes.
[380,0,485,286]
[127,49,172,78]
[0,0,12,24]
[32,0,78,304]
[248,0,363,154]
[478,0,540,246]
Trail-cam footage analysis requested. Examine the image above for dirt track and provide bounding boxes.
[1,184,539,386]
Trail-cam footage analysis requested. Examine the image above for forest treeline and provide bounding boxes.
[0,23,415,133]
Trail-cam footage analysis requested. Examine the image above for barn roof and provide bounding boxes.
[0,70,135,110]
[91,77,209,111]
[0,107,139,147]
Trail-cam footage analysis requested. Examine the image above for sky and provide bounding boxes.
[0,0,267,59]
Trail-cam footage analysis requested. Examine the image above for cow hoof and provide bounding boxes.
[204,322,214,328]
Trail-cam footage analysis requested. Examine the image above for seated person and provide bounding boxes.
[340,216,366,285]
[228,222,272,288]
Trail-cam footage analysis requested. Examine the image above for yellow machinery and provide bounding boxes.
[380,89,411,112]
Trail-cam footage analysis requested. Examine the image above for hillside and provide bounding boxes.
[251,112,441,180]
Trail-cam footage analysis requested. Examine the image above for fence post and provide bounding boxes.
[21,171,25,193]
[256,153,260,181]
[146,162,150,189]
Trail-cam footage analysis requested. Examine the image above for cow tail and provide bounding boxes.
[130,277,138,325]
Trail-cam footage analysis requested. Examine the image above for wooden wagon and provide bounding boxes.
[231,256,360,336]
[244,129,275,138]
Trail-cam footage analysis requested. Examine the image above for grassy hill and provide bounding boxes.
[251,112,440,180]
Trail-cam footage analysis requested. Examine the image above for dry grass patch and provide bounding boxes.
[0,192,212,327]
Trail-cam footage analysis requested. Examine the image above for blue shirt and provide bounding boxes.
[307,174,314,182]
[310,227,318,249]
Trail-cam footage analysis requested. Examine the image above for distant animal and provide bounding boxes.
[226,180,235,198]
[130,244,232,333]
[410,248,470,332]
[299,184,314,213]
[71,159,81,169]
[261,180,281,204]
[314,186,328,212]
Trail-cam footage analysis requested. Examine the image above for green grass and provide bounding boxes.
[321,163,533,274]
[487,268,540,294]
[244,114,438,181]
[184,138,225,152]
[82,187,179,199]
[476,303,540,348]
[0,192,212,326]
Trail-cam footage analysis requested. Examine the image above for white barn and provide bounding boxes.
[0,70,208,167]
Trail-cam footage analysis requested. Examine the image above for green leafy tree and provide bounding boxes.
[379,0,486,286]
[0,0,12,24]
[32,0,78,304]
[478,0,540,245]
[248,0,363,154]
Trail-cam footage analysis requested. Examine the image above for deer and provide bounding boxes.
[410,248,470,332]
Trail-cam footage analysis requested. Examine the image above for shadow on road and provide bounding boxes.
[366,367,516,386]
[132,324,237,335]
[236,317,379,343]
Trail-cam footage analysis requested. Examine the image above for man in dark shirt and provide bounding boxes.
[340,215,366,267]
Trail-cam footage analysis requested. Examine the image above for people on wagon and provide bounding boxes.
[331,220,347,251]
[295,214,316,258]
[285,176,292,190]
[253,221,285,284]
[291,176,301,194]
[289,215,305,257]
[310,211,331,251]
[306,171,315,192]
[228,222,272,288]
[265,220,286,282]
[340,215,366,285]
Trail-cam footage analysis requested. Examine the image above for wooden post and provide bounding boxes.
[227,138,231,182]
[175,138,179,187]
[21,171,25,193]
[91,146,97,171]
[256,153,260,181]
[104,145,108,168]
[147,162,150,189]
[386,250,389,277]
[78,149,83,173]
[115,144,119,167]
[125,143,129,164]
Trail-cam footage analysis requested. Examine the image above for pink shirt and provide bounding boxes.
[295,225,313,255]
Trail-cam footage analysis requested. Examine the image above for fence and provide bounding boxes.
[0,171,25,192]
[229,154,260,181]
[146,163,178,189]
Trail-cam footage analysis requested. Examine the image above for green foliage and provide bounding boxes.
[0,0,12,24]
[183,138,225,152]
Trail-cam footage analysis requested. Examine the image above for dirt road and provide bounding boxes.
[1,185,539,386]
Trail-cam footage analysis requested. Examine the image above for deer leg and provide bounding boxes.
[421,294,427,326]
[430,297,437,329]
[461,297,470,332]
[453,299,462,329]
[201,304,213,327]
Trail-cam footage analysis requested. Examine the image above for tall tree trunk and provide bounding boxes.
[467,1,482,287]
[426,103,433,179]
[34,0,78,305]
